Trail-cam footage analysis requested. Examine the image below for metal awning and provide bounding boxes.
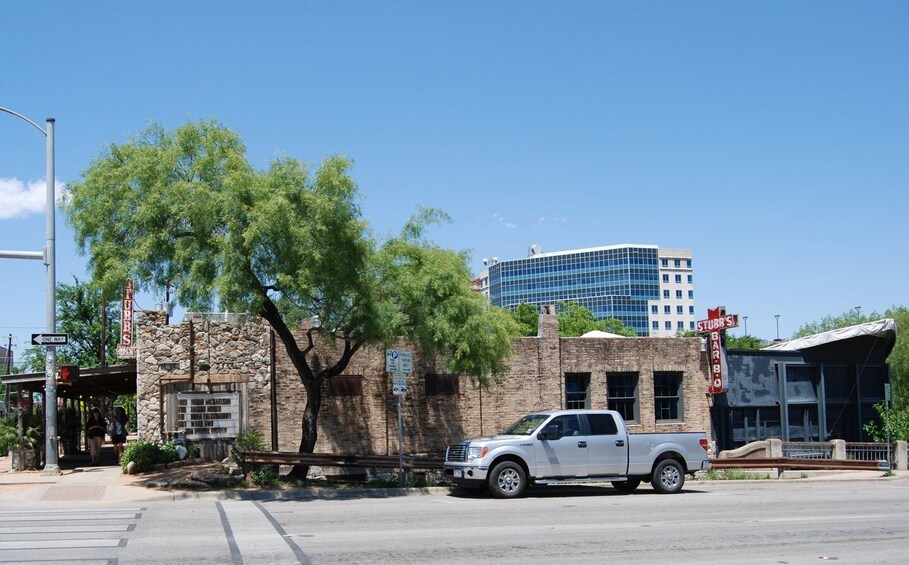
[0,364,137,399]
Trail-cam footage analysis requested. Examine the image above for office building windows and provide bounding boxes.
[676,305,683,315]
[688,275,693,284]
[676,290,683,299]
[675,274,682,283]
[661,259,668,267]
[688,290,694,299]
[662,274,669,283]
[674,259,681,267]
[664,321,672,330]
[689,306,695,314]
[663,289,670,299]
[652,321,659,330]
[677,321,684,330]
[651,305,658,314]
[686,259,692,268]
[664,305,671,315]
[689,321,695,330]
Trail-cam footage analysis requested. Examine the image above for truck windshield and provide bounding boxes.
[502,414,549,435]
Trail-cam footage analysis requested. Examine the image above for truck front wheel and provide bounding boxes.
[488,461,526,498]
[651,459,685,494]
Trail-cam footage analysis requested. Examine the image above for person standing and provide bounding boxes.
[86,408,106,466]
[110,406,129,462]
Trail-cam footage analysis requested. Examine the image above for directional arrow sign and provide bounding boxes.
[31,333,68,346]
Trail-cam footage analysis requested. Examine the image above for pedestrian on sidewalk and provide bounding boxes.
[86,408,106,466]
[109,406,129,462]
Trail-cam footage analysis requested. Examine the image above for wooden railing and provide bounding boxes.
[709,457,889,471]
[235,450,445,470]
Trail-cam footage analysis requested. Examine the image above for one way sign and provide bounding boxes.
[31,333,68,346]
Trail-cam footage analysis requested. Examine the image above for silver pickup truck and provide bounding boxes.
[444,409,711,498]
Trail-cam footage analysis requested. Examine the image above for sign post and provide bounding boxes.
[697,307,739,395]
[386,349,414,484]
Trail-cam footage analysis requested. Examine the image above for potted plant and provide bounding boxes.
[0,416,43,470]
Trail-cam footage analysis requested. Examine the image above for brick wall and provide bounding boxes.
[137,312,711,455]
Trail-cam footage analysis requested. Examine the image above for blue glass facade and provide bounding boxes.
[488,246,660,336]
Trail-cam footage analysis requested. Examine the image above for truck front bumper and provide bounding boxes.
[443,463,489,486]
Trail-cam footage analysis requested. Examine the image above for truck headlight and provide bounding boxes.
[466,446,488,462]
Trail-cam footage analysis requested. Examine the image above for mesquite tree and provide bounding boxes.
[66,119,517,478]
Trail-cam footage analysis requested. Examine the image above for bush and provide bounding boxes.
[233,431,267,473]
[251,465,279,487]
[121,440,164,473]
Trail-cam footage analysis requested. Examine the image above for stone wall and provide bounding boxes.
[136,312,712,455]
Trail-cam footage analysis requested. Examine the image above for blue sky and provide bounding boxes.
[1,2,906,366]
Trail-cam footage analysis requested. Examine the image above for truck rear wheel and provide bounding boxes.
[488,461,526,498]
[611,479,641,494]
[651,459,685,494]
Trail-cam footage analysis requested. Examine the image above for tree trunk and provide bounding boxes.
[286,377,321,480]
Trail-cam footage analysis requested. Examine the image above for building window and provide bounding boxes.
[651,305,658,314]
[676,305,683,315]
[687,275,693,284]
[676,290,683,299]
[674,259,681,267]
[663,289,670,299]
[652,321,659,330]
[677,321,684,330]
[675,274,682,283]
[662,274,669,283]
[328,376,363,396]
[689,321,695,330]
[607,372,639,423]
[661,259,668,267]
[654,372,683,421]
[425,374,459,395]
[689,306,695,314]
[664,321,672,330]
[565,373,591,409]
[688,290,694,299]
[664,305,671,314]
[687,259,692,268]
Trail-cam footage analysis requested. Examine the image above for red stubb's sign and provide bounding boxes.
[698,307,739,395]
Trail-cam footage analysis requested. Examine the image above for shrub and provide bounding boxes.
[121,440,163,473]
[251,465,279,487]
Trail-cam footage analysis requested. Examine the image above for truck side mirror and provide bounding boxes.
[538,424,562,441]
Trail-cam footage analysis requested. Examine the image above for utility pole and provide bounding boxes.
[0,108,59,473]
[4,334,12,409]
[100,297,107,367]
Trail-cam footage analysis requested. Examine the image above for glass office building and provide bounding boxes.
[487,244,665,336]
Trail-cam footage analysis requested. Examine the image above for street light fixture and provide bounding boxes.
[743,315,748,336]
[0,106,59,474]
[774,314,780,341]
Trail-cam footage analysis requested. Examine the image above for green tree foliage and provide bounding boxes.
[511,303,540,337]
[794,306,908,409]
[556,301,636,337]
[65,119,518,478]
[56,277,121,367]
[863,403,909,442]
[724,334,769,350]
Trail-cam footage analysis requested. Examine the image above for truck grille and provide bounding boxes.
[446,443,468,462]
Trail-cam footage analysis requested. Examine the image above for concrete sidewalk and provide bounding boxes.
[1,452,907,505]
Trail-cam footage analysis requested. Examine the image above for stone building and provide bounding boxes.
[135,310,712,457]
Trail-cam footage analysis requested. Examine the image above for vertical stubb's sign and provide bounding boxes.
[116,278,136,359]
[696,306,738,395]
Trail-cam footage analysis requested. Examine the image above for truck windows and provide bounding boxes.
[586,413,618,435]
[549,414,583,437]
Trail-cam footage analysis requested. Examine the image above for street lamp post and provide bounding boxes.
[0,106,59,474]
[774,314,781,341]
[743,315,748,336]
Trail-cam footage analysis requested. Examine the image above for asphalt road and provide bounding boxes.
[1,479,906,564]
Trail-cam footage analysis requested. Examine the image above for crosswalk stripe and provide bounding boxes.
[0,538,124,550]
[0,513,138,522]
[0,524,132,534]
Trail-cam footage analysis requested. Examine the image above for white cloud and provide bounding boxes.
[0,178,66,219]
[553,216,568,223]
[504,222,517,229]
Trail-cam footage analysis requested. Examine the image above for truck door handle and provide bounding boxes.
[615,440,625,447]
[578,441,587,448]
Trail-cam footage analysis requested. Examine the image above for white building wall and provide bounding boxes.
[649,248,695,337]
